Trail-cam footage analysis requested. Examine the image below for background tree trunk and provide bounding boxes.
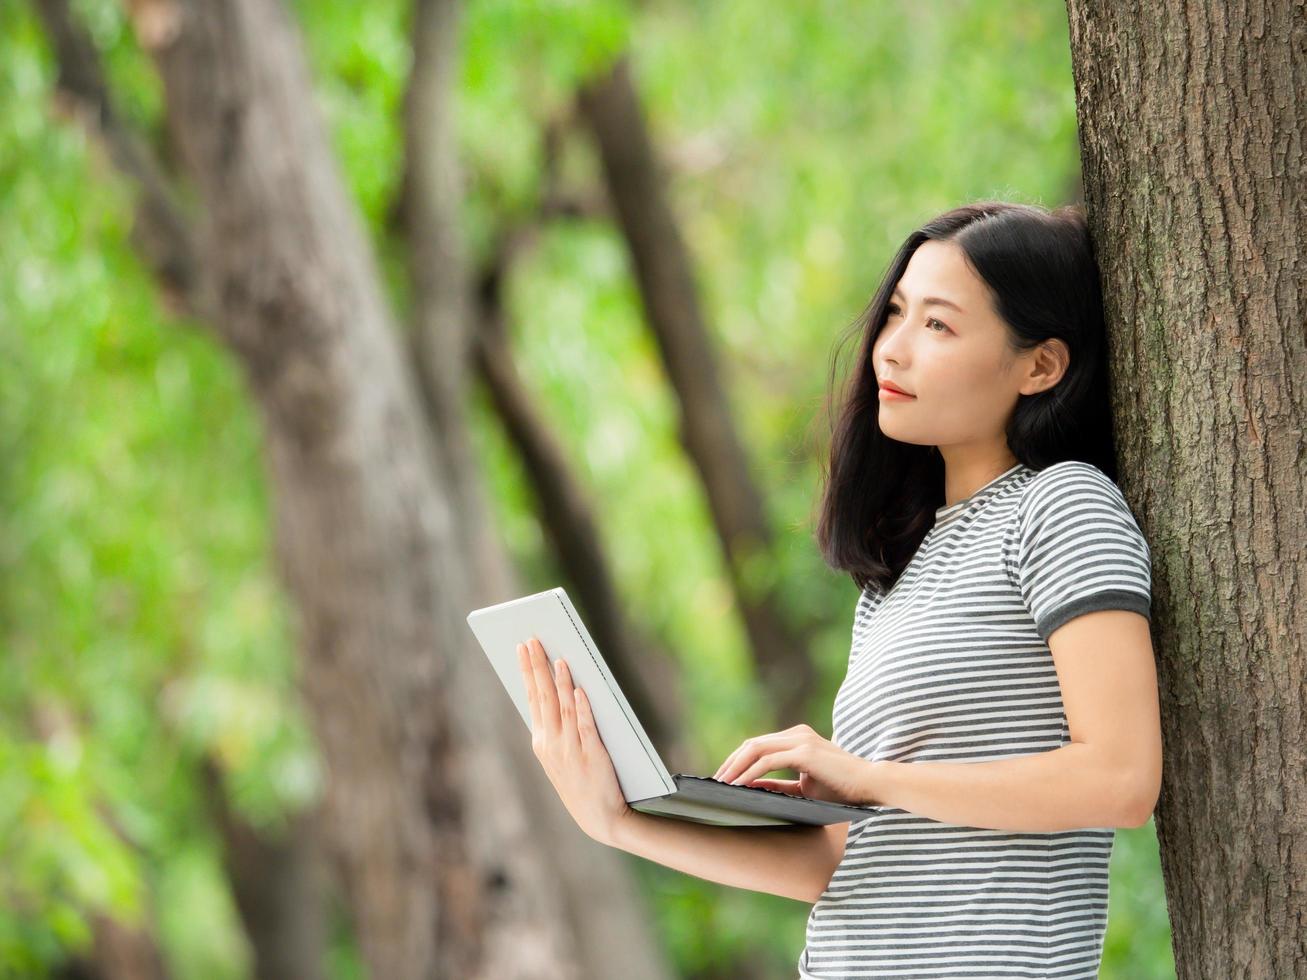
[397,4,676,976]
[1064,2,1305,976]
[198,758,327,980]
[32,0,674,974]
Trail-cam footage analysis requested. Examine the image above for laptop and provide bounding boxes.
[466,586,884,827]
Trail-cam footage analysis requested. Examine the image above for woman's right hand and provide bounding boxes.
[518,636,633,846]
[714,724,860,803]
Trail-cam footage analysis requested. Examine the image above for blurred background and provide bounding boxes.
[1,0,1174,976]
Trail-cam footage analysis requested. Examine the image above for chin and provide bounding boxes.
[876,424,930,447]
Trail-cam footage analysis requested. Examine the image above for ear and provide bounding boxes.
[1018,339,1070,396]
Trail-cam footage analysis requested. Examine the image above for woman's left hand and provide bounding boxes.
[517,636,633,846]
[713,724,885,807]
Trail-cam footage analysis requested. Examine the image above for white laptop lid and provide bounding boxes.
[466,586,676,804]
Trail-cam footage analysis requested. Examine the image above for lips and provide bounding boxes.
[878,381,915,396]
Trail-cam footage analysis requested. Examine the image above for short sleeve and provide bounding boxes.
[1015,461,1152,641]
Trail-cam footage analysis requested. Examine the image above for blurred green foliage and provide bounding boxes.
[1,0,1173,976]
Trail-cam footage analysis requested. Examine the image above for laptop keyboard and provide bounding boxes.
[680,774,806,799]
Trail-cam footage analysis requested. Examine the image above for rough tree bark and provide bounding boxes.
[1065,2,1305,977]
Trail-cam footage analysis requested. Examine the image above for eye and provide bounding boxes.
[887,303,950,334]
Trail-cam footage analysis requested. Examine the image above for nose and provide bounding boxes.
[874,318,907,372]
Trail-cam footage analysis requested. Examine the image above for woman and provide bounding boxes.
[516,201,1162,979]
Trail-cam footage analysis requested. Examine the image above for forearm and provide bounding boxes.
[871,742,1149,832]
[608,810,837,904]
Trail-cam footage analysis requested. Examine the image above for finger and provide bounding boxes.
[714,744,746,782]
[574,686,600,755]
[555,658,581,756]
[529,637,561,734]
[716,731,789,782]
[714,736,763,781]
[517,643,542,730]
[717,739,770,783]
[731,750,792,786]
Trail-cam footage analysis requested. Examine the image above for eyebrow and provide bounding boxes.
[891,286,965,314]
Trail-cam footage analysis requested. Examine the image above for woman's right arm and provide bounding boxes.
[607,811,849,905]
[515,638,848,904]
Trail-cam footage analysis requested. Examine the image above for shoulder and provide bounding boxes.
[1013,459,1150,562]
[1017,460,1133,522]
[1024,459,1119,494]
[1008,461,1153,639]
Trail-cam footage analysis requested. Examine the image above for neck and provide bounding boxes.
[937,448,1020,508]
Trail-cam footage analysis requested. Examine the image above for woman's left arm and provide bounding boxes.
[719,609,1163,833]
[869,608,1162,832]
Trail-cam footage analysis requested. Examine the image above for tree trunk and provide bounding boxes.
[397,4,676,977]
[198,758,327,980]
[1064,2,1306,976]
[117,0,665,976]
[38,0,678,972]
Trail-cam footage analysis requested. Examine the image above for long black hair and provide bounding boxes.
[813,200,1119,595]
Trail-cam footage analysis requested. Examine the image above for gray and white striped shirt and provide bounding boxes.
[798,460,1152,979]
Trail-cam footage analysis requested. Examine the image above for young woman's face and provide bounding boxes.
[870,239,1032,452]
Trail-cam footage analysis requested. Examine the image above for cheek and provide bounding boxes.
[911,353,1017,439]
[928,354,1022,433]
[921,344,998,395]
[941,362,990,395]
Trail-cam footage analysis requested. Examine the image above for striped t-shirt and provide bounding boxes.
[798,459,1153,980]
